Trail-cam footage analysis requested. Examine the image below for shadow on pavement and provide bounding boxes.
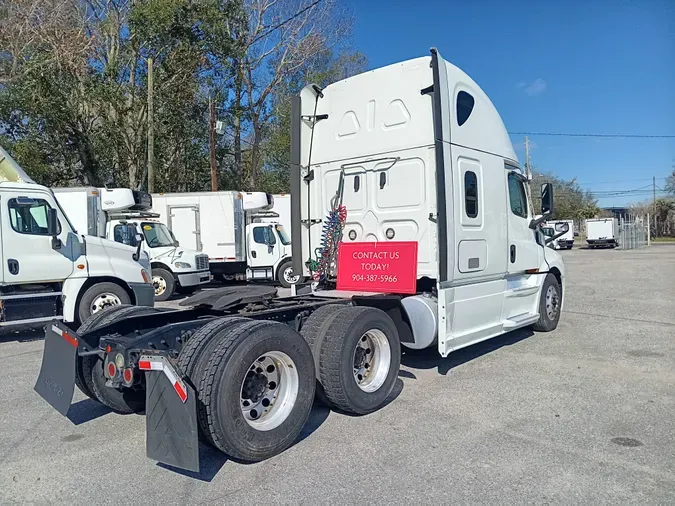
[158,443,228,482]
[67,399,112,425]
[401,327,535,376]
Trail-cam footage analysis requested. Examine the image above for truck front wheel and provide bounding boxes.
[533,273,561,332]
[78,282,131,324]
[316,306,401,415]
[277,260,301,288]
[152,267,175,301]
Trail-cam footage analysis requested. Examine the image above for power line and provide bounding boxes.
[250,0,323,46]
[509,132,675,138]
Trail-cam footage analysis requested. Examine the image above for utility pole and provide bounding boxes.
[209,96,217,192]
[653,175,656,215]
[147,56,154,193]
[525,136,531,179]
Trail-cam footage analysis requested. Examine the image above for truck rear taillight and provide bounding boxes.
[107,361,117,378]
[122,368,134,385]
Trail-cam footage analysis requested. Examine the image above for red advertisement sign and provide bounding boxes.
[336,241,418,294]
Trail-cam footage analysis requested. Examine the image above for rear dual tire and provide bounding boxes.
[76,305,158,413]
[178,318,316,462]
[301,305,401,415]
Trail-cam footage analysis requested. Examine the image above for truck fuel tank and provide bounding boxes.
[401,294,438,350]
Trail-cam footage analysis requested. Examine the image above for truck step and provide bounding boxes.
[502,312,539,329]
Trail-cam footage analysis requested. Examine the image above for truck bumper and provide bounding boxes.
[129,282,155,307]
[177,270,211,287]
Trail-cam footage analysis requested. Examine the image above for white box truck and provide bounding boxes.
[545,219,574,249]
[150,191,300,287]
[585,218,618,248]
[0,147,154,325]
[54,188,210,301]
[36,48,566,473]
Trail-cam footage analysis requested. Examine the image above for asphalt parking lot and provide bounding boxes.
[1,245,674,503]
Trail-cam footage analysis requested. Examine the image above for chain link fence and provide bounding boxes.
[618,216,648,250]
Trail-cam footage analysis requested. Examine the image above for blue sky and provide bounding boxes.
[343,0,675,206]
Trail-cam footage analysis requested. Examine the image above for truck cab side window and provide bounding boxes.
[464,171,478,218]
[507,173,528,219]
[113,224,138,247]
[8,198,61,235]
[253,226,276,245]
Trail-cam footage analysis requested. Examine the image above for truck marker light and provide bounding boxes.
[526,268,540,274]
[77,264,85,270]
[51,325,78,348]
[105,345,112,353]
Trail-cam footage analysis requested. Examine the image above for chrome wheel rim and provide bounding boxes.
[90,293,122,314]
[545,284,560,320]
[353,329,391,393]
[283,266,300,284]
[153,275,167,296]
[240,351,299,431]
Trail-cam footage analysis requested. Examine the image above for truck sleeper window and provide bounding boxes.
[507,173,528,218]
[8,198,61,235]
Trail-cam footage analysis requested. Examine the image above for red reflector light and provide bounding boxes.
[123,368,133,383]
[138,360,151,370]
[62,331,78,348]
[173,381,188,403]
[107,362,116,378]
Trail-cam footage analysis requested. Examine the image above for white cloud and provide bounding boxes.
[524,78,547,96]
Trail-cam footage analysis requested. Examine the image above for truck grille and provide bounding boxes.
[196,254,209,271]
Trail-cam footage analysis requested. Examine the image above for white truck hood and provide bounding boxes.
[85,235,151,272]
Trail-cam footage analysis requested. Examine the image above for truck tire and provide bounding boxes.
[78,305,159,412]
[316,306,401,415]
[75,304,138,401]
[300,303,348,403]
[277,259,301,288]
[533,273,561,332]
[177,317,249,443]
[197,320,315,462]
[152,268,175,301]
[78,282,131,324]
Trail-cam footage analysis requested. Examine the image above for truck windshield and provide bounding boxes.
[141,222,177,248]
[275,224,291,245]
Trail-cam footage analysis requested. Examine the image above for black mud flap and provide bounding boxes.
[145,370,200,473]
[34,322,79,416]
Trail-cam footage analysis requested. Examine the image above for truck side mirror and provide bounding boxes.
[47,208,61,249]
[132,233,143,261]
[541,183,553,216]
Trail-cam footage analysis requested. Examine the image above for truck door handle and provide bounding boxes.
[379,172,387,189]
[510,245,516,263]
[7,259,19,275]
[251,251,257,258]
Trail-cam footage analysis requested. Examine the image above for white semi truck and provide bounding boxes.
[585,217,619,248]
[150,191,300,287]
[36,48,566,473]
[0,147,154,326]
[54,187,210,301]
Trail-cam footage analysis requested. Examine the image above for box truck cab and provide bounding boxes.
[55,187,210,301]
[0,148,154,325]
[151,191,299,288]
[544,220,574,249]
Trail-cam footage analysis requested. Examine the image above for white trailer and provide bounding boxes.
[151,191,300,287]
[545,219,574,249]
[585,218,618,248]
[54,188,210,301]
[36,48,567,473]
[0,147,154,325]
